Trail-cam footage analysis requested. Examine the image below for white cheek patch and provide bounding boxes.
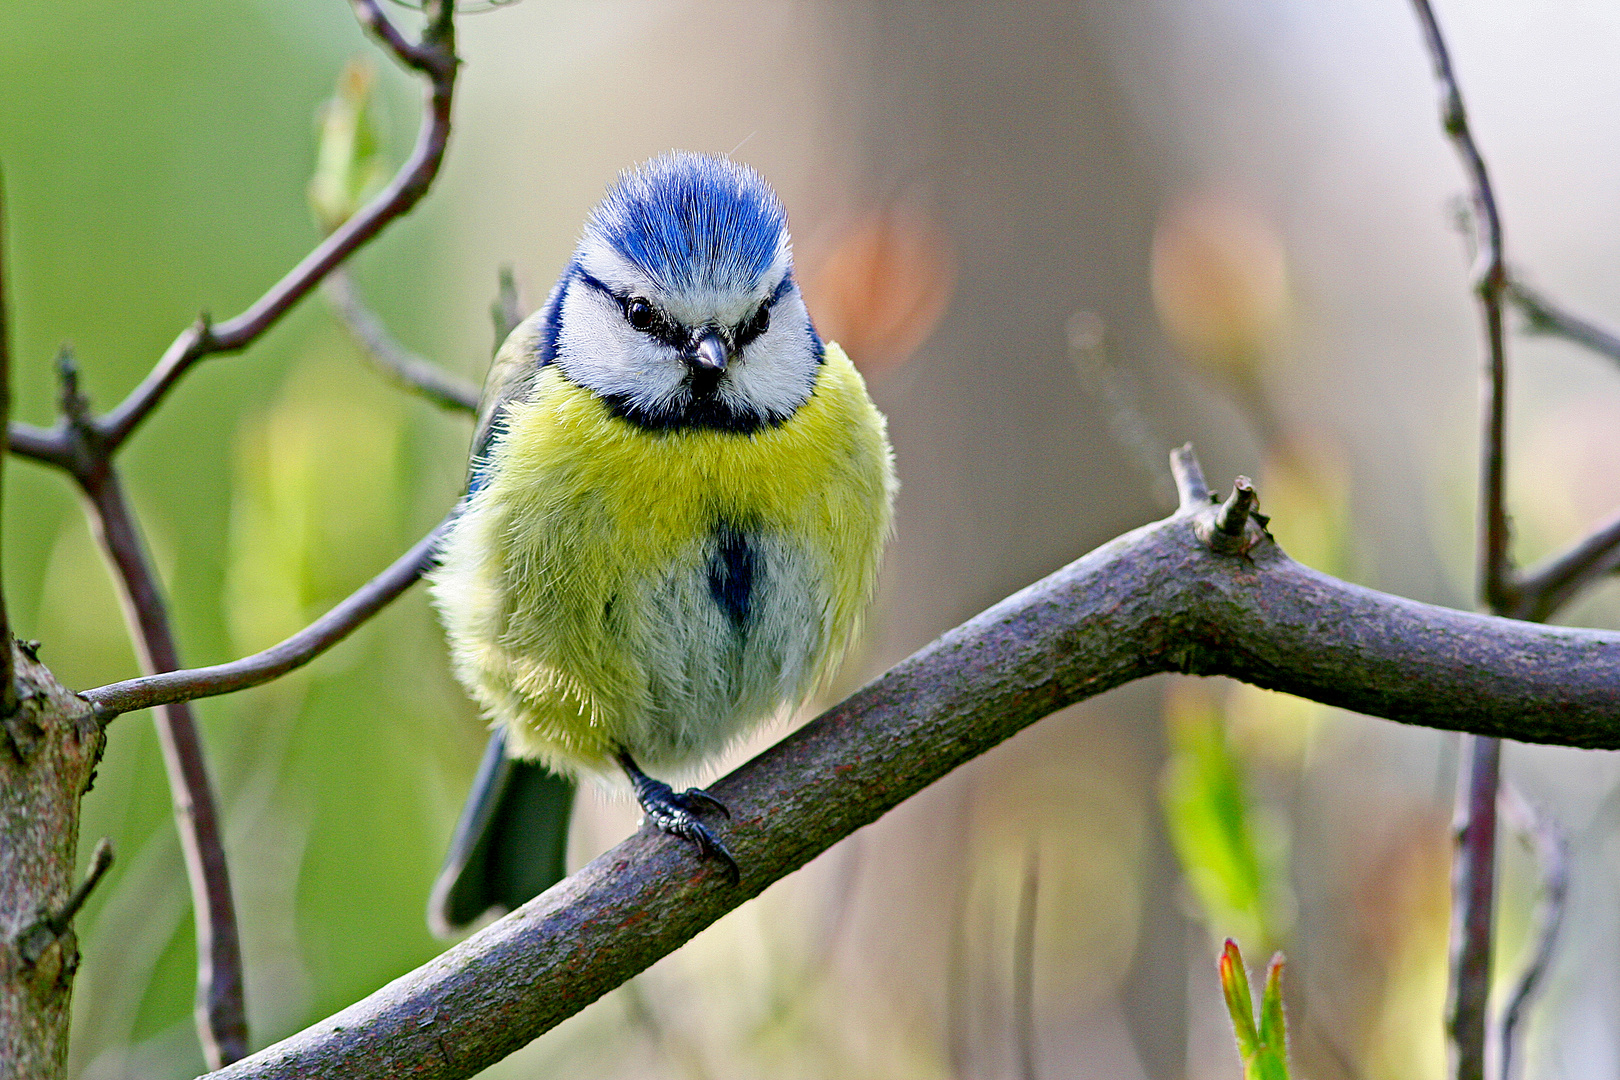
[554,285,687,411]
[718,289,818,420]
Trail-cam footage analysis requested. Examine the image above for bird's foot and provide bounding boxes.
[618,751,739,883]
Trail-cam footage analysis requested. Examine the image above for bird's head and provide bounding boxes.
[550,152,822,433]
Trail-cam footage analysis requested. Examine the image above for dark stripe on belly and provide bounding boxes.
[707,523,756,630]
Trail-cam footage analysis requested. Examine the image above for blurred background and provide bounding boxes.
[3,0,1620,1077]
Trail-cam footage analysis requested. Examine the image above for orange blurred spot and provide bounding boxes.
[800,204,956,374]
[1151,192,1289,382]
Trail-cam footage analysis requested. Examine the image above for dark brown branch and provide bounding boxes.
[1410,0,1511,611]
[203,475,1620,1080]
[83,515,449,719]
[1446,734,1498,1080]
[323,271,478,413]
[0,0,459,466]
[1513,510,1620,623]
[1496,787,1568,1080]
[0,168,13,717]
[1507,277,1620,367]
[1409,6,1514,1076]
[77,455,246,1068]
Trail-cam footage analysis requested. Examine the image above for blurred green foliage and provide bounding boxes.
[1,2,488,1074]
[1159,681,1291,954]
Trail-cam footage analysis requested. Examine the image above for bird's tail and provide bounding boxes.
[427,729,576,938]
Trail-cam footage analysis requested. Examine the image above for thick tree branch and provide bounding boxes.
[0,647,104,1080]
[202,472,1620,1080]
[323,271,478,413]
[83,516,449,719]
[4,0,459,464]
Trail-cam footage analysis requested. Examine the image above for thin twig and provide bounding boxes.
[15,838,115,967]
[1513,510,1620,623]
[1013,846,1040,1080]
[199,475,1620,1080]
[1409,5,1513,1077]
[83,514,449,719]
[1446,734,1499,1080]
[1170,442,1211,510]
[69,438,246,1070]
[78,462,247,1066]
[1507,277,1620,367]
[1496,786,1568,1080]
[323,270,478,413]
[0,168,14,717]
[0,0,460,466]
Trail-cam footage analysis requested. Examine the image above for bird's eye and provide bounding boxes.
[625,297,655,331]
[742,305,770,341]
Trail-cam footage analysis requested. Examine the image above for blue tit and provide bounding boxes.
[427,152,896,936]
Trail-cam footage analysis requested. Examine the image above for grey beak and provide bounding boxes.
[692,331,729,372]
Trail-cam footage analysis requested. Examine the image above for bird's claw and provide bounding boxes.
[632,776,739,883]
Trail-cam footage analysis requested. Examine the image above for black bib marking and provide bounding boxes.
[707,524,757,630]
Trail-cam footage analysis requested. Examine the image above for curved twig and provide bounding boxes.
[1514,510,1620,623]
[1496,787,1569,1080]
[3,0,460,465]
[83,515,449,719]
[1507,277,1620,368]
[324,270,479,413]
[1409,6,1513,1077]
[79,459,246,1066]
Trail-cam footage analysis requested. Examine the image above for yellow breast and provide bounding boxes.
[431,343,895,774]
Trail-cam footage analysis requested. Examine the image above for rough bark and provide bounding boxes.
[0,643,103,1080]
[202,501,1620,1080]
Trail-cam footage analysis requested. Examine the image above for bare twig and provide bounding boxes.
[1409,6,1513,1077]
[324,271,478,413]
[1013,847,1039,1080]
[1507,277,1620,367]
[199,465,1620,1080]
[0,168,14,717]
[1446,734,1499,1080]
[14,838,114,967]
[1170,442,1211,510]
[4,0,460,464]
[83,514,449,719]
[1496,787,1568,1080]
[1513,510,1620,623]
[73,446,246,1067]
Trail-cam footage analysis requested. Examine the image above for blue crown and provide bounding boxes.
[586,153,787,294]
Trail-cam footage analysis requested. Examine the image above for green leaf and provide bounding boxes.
[1160,681,1281,948]
[307,58,389,235]
[1219,940,1292,1080]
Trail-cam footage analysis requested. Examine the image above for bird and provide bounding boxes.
[427,152,897,936]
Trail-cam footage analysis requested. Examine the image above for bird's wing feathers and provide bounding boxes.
[468,270,569,493]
